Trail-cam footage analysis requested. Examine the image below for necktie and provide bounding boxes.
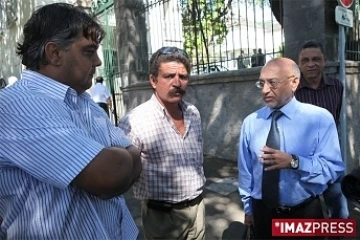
[262,110,283,209]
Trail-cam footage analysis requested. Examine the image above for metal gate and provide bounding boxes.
[91,0,123,123]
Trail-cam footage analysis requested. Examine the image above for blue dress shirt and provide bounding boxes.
[238,97,345,215]
[0,70,138,239]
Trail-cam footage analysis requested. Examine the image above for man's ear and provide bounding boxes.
[149,74,157,89]
[292,76,300,92]
[44,42,63,66]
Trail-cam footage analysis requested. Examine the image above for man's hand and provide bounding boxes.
[244,214,254,226]
[259,146,292,171]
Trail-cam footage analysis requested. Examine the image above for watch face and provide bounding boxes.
[291,158,299,168]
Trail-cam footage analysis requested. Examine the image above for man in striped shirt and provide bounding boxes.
[295,40,343,126]
[295,40,348,221]
[0,3,141,239]
[119,47,206,240]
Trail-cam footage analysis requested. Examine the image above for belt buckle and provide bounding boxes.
[276,206,292,214]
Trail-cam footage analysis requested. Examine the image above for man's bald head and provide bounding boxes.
[263,58,301,80]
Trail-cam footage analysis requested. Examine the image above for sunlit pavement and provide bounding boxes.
[124,155,244,239]
[123,155,360,240]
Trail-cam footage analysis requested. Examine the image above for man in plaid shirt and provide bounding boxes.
[119,46,206,240]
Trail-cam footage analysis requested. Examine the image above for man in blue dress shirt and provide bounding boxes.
[0,3,141,239]
[238,57,345,239]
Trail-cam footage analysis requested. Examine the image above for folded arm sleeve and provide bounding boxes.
[0,101,104,189]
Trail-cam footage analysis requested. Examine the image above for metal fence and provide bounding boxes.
[92,3,123,123]
[346,0,360,61]
[91,0,360,120]
[141,0,284,73]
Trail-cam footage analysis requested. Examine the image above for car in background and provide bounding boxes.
[191,64,229,75]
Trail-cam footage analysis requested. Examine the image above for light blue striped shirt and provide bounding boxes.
[0,70,138,239]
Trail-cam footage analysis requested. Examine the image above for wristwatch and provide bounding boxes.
[290,154,299,169]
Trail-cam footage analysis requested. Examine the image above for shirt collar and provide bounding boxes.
[150,94,188,117]
[298,74,334,89]
[264,97,298,120]
[23,69,90,101]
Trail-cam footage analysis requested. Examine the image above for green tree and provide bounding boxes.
[181,0,232,65]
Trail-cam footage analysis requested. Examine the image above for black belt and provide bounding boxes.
[146,194,203,211]
[271,196,317,214]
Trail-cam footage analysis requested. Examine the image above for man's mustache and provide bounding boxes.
[171,87,186,95]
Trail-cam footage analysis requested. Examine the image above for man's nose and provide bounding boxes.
[307,61,316,67]
[93,53,102,67]
[262,82,271,94]
[173,75,182,87]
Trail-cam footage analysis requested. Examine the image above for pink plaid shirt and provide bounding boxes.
[119,94,205,203]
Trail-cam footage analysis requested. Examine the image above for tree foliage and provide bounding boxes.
[180,0,273,64]
[181,0,232,64]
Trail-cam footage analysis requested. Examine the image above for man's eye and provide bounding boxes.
[269,80,278,86]
[84,50,95,56]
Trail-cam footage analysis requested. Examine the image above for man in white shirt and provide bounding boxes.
[89,76,112,116]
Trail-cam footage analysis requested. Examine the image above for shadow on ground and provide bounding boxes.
[124,155,360,239]
[123,156,244,239]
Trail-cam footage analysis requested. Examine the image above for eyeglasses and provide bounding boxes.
[255,75,296,89]
[158,47,189,59]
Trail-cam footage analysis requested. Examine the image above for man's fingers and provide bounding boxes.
[262,159,274,165]
[265,164,279,171]
[263,146,277,153]
[260,153,276,162]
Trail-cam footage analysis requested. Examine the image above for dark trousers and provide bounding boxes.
[97,103,109,116]
[252,197,325,240]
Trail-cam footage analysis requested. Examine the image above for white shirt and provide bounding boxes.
[89,83,111,104]
[118,94,206,203]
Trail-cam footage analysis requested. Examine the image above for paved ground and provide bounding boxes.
[124,155,360,240]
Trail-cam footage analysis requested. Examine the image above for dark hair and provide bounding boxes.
[16,3,105,70]
[300,40,325,55]
[0,78,6,89]
[149,47,191,77]
[95,76,104,83]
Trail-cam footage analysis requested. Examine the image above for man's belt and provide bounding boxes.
[271,196,317,214]
[146,194,203,211]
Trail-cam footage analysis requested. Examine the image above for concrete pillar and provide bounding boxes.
[114,0,148,86]
[283,0,338,62]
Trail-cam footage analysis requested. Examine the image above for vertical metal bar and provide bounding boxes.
[193,1,200,70]
[245,0,250,56]
[339,25,347,172]
[252,0,257,50]
[356,0,360,61]
[270,4,275,57]
[237,0,243,58]
[279,0,284,57]
[229,3,235,68]
[261,0,266,59]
